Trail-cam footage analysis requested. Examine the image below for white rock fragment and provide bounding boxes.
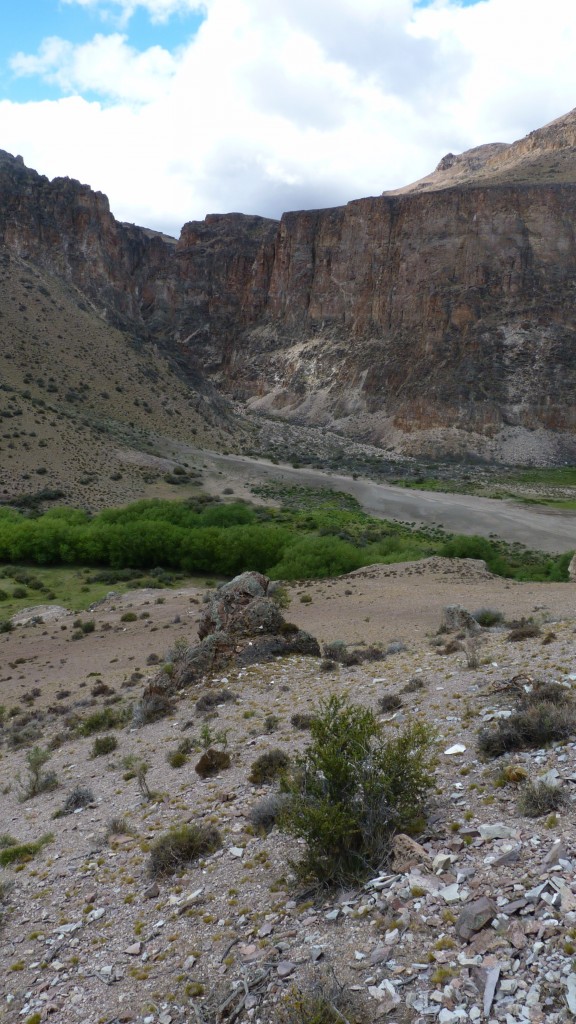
[368,979,400,1011]
[439,883,461,903]
[444,744,466,755]
[229,846,244,858]
[478,823,516,840]
[566,974,576,1015]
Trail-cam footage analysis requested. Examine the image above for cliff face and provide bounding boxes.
[231,186,576,439]
[1,131,576,459]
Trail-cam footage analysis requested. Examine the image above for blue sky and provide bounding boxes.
[0,0,574,234]
[0,3,205,102]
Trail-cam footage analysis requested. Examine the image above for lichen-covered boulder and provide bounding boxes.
[198,571,269,639]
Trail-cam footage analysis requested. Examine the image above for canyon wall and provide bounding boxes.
[1,146,575,456]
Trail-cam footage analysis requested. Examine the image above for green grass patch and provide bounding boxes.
[0,833,53,866]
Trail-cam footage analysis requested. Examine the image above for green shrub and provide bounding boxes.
[0,833,53,866]
[279,695,435,883]
[249,748,290,784]
[91,735,118,758]
[148,823,221,876]
[18,747,58,800]
[80,705,129,735]
[472,607,504,627]
[120,611,138,623]
[167,739,193,768]
[517,780,569,818]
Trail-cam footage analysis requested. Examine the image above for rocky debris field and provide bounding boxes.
[1,561,576,1024]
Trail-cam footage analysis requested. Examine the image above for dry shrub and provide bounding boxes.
[378,693,403,714]
[249,793,289,833]
[195,748,231,778]
[402,676,426,693]
[517,781,569,818]
[195,689,237,716]
[132,686,173,726]
[277,976,368,1024]
[478,685,576,758]
[291,712,316,730]
[54,786,94,817]
[507,621,541,642]
[148,823,221,876]
[249,748,290,784]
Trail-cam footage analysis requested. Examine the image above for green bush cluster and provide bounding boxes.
[279,695,436,884]
[0,495,569,582]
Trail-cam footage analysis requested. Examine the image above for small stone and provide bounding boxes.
[310,946,324,962]
[391,833,431,872]
[325,909,340,921]
[277,960,296,979]
[368,979,400,1012]
[144,882,160,899]
[479,823,516,840]
[229,846,244,858]
[455,897,498,941]
[258,922,273,937]
[444,744,466,755]
[124,942,143,956]
[440,883,461,903]
[483,966,500,1016]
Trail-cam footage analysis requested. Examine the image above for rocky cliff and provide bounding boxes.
[1,108,576,462]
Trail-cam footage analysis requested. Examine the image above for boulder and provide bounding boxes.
[440,605,483,636]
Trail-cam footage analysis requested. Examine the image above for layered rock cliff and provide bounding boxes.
[1,108,576,462]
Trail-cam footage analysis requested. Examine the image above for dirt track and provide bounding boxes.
[198,452,576,554]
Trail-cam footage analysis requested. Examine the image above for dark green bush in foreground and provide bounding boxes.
[279,695,436,884]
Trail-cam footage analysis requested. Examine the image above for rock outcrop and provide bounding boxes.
[137,572,320,705]
[3,108,576,460]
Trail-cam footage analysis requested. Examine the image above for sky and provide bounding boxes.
[0,0,575,237]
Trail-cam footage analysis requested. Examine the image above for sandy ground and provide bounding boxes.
[1,557,573,714]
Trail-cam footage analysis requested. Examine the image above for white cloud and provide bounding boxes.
[11,34,177,102]
[61,0,206,27]
[2,0,576,235]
